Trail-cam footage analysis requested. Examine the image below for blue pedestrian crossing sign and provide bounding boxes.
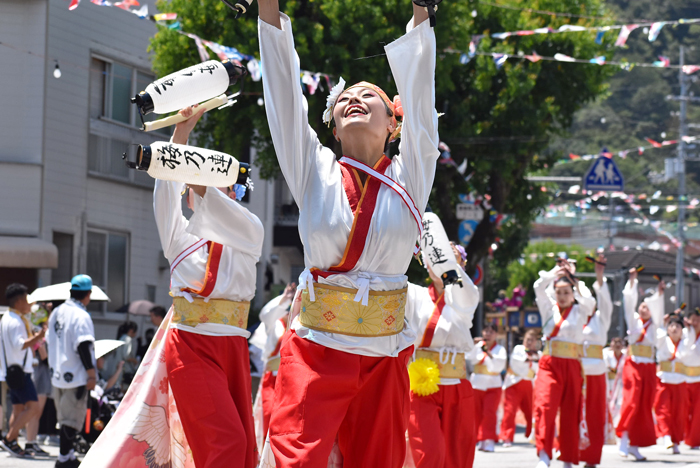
[584,157,624,191]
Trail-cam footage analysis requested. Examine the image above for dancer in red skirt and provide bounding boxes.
[617,269,665,461]
[533,259,596,468]
[405,243,479,468]
[654,314,690,454]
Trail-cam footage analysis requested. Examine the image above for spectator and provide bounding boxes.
[96,353,124,392]
[1,284,46,458]
[149,305,166,328]
[47,274,96,468]
[103,322,138,388]
[136,328,155,361]
[26,308,51,458]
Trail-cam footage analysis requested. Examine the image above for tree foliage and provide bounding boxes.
[149,0,614,284]
[500,240,595,307]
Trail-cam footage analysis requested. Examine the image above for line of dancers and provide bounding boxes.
[79,1,700,467]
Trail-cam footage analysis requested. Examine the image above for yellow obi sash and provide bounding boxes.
[172,297,250,329]
[543,341,582,359]
[659,361,687,374]
[474,364,501,376]
[684,365,700,377]
[266,356,281,372]
[299,283,406,337]
[583,344,604,359]
[607,370,617,380]
[629,344,653,359]
[415,349,467,380]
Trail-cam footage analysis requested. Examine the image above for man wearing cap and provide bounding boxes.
[47,274,97,468]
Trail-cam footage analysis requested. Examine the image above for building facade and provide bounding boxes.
[0,0,303,339]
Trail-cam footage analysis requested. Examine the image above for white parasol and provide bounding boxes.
[94,339,126,359]
[27,282,110,303]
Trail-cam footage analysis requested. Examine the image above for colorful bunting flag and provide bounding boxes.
[69,0,80,10]
[554,53,576,62]
[152,12,177,21]
[614,24,638,47]
[653,56,670,67]
[648,22,665,41]
[494,54,508,69]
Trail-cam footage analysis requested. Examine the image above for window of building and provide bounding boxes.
[87,230,128,312]
[52,232,73,284]
[88,56,163,186]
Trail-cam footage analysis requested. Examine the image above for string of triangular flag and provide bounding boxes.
[476,17,700,45]
[453,49,700,75]
[553,136,698,166]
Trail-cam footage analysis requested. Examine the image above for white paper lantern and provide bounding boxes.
[135,142,249,187]
[421,212,462,286]
[132,60,245,115]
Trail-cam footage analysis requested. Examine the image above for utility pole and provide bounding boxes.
[675,45,688,308]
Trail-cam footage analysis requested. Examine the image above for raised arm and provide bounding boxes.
[441,265,479,333]
[385,11,440,211]
[645,287,666,328]
[258,8,323,204]
[534,266,558,327]
[593,278,613,334]
[622,274,639,331]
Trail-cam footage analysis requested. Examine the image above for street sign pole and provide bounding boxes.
[675,45,688,308]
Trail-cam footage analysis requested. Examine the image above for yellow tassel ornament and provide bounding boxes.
[408,358,441,396]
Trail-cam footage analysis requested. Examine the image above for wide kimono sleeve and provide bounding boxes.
[622,279,638,332]
[440,266,479,337]
[534,267,558,331]
[153,180,195,261]
[188,188,264,257]
[385,18,440,212]
[509,345,530,378]
[645,290,665,329]
[593,278,613,336]
[575,287,597,322]
[485,345,507,374]
[258,13,324,205]
[258,294,291,331]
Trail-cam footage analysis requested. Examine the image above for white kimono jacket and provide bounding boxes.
[534,267,596,346]
[684,326,700,384]
[404,267,479,385]
[154,180,264,337]
[259,14,439,357]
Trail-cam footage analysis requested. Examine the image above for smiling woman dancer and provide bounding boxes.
[533,259,596,468]
[258,1,439,466]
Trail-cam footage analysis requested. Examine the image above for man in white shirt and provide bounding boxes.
[47,274,97,468]
[1,284,46,458]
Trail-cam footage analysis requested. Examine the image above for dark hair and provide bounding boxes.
[524,329,539,340]
[690,307,700,318]
[149,305,167,319]
[554,276,575,289]
[117,321,138,338]
[483,323,498,333]
[5,283,28,308]
[70,289,90,301]
[145,328,155,340]
[667,314,684,329]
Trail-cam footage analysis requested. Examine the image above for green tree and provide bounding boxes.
[149,0,614,279]
[502,240,595,307]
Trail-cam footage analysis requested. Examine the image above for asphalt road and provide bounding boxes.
[0,433,697,467]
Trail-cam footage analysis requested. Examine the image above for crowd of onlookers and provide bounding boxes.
[0,280,167,464]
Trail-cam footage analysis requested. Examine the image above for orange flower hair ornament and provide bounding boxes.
[323,78,403,142]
